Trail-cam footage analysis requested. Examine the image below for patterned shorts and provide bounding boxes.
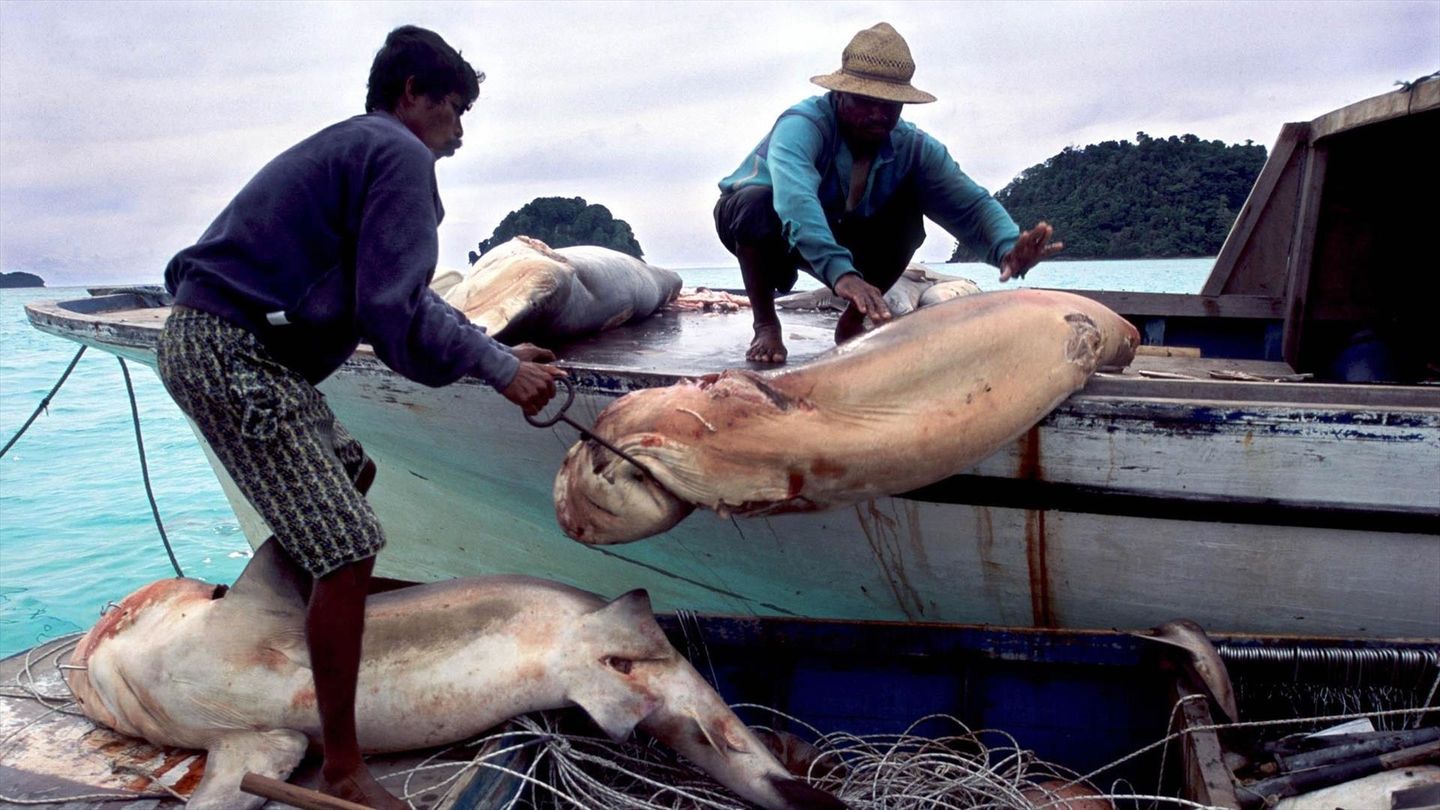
[156,306,384,577]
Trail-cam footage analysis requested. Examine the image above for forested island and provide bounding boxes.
[471,196,644,262]
[951,133,1267,261]
[0,271,45,288]
[467,137,1263,266]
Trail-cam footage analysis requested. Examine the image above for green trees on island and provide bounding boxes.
[469,135,1265,266]
[951,133,1267,261]
[471,196,644,263]
[0,271,45,288]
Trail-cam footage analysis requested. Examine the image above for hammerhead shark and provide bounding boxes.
[64,540,845,809]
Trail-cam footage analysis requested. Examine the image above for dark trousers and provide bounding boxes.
[713,183,927,293]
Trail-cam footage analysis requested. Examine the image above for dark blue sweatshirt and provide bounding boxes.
[165,111,519,389]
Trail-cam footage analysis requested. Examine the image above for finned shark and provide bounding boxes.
[555,288,1139,544]
[64,540,845,809]
[776,263,981,319]
[442,235,682,345]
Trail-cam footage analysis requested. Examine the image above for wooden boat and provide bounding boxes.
[24,81,1440,640]
[3,615,1435,808]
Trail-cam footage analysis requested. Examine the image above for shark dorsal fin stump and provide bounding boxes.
[225,537,310,610]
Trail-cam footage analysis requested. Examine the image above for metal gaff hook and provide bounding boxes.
[525,376,660,482]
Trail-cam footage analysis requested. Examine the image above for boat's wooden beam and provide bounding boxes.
[1310,77,1440,141]
[1207,123,1310,298]
[1063,289,1283,319]
[1178,681,1241,810]
[1281,139,1329,369]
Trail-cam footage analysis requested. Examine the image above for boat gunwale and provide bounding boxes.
[25,294,1440,412]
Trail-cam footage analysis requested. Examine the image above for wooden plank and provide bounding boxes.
[1083,368,1440,407]
[1281,141,1329,368]
[1135,345,1202,358]
[1059,289,1283,319]
[240,774,370,810]
[1238,740,1440,808]
[1206,123,1309,297]
[1178,682,1241,809]
[1310,78,1440,141]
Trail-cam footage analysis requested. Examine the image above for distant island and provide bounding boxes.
[0,271,45,288]
[951,132,1267,261]
[470,196,644,263]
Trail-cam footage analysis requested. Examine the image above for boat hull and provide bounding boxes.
[28,292,1436,639]
[312,359,1440,637]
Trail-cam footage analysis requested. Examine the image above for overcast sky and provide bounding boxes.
[1,0,1436,286]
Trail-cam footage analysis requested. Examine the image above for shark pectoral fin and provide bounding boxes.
[721,722,751,754]
[187,729,308,810]
[570,687,660,742]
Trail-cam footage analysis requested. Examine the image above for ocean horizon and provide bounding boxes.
[0,257,1211,657]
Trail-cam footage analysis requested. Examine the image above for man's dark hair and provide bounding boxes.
[365,25,483,113]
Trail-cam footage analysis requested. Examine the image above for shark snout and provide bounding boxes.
[636,662,847,810]
[569,590,847,808]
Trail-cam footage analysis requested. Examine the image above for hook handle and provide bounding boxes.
[525,375,577,428]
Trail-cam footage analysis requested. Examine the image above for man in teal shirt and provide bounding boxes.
[715,23,1063,363]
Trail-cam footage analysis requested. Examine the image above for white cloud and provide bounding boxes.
[2,0,1436,284]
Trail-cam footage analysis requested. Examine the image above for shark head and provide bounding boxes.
[558,588,847,810]
[560,588,678,738]
[553,430,693,545]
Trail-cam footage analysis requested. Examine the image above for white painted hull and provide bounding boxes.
[25,83,1440,639]
[238,354,1440,638]
[25,296,1440,639]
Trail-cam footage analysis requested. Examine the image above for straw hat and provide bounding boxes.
[810,23,936,104]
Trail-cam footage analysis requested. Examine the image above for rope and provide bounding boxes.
[5,670,1437,809]
[0,348,182,577]
[118,357,183,578]
[0,345,86,459]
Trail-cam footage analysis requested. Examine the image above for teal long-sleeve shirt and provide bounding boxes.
[718,93,1019,289]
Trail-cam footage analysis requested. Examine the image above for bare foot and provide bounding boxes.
[321,769,409,809]
[747,322,788,364]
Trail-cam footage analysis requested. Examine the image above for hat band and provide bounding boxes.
[839,65,915,85]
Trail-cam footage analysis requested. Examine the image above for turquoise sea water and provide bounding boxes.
[0,257,1211,658]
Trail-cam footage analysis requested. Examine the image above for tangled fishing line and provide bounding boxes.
[387,708,1180,810]
[5,630,1434,809]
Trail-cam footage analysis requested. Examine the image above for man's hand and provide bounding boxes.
[502,361,567,417]
[834,273,892,324]
[999,221,1064,282]
[510,342,556,363]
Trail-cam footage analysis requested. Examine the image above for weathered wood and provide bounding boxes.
[1237,740,1440,809]
[1277,727,1440,772]
[1281,140,1327,369]
[21,294,1440,637]
[1136,345,1202,358]
[1207,123,1309,297]
[1060,289,1283,319]
[1178,682,1241,809]
[240,773,371,810]
[1310,77,1440,141]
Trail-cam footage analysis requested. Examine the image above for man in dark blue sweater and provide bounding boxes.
[159,26,563,808]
